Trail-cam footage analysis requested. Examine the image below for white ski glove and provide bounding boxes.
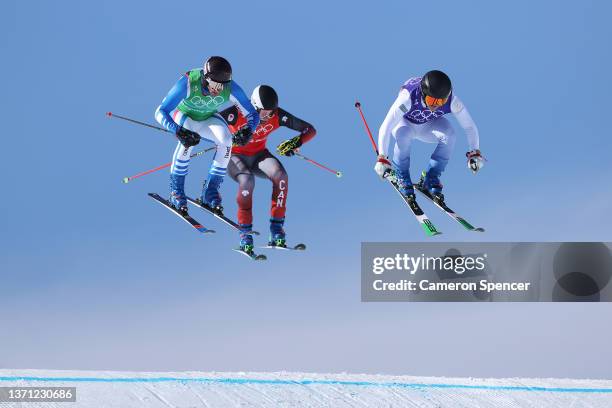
[466,150,485,174]
[374,155,392,179]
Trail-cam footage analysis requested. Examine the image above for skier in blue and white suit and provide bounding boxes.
[375,70,484,203]
[155,56,259,214]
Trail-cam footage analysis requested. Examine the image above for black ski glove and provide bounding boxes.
[232,126,253,146]
[277,136,302,156]
[176,126,201,147]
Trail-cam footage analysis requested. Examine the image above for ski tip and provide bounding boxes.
[472,227,486,232]
[122,177,130,184]
[354,101,361,108]
[336,171,343,178]
[106,111,112,117]
[294,243,307,250]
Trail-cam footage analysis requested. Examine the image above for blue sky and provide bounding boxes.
[1,0,612,379]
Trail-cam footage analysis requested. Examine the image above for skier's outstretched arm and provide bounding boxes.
[451,95,484,173]
[278,108,317,143]
[276,108,317,156]
[451,95,479,151]
[154,75,188,133]
[229,81,260,131]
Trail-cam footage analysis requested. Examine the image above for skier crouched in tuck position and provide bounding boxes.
[155,56,259,214]
[375,70,484,204]
[220,85,316,253]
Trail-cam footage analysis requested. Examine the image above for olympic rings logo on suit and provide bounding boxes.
[407,109,446,123]
[254,123,274,136]
[188,95,225,109]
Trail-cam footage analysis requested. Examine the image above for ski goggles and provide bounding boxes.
[259,109,275,120]
[424,95,448,108]
[206,78,225,93]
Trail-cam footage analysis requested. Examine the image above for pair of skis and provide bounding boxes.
[149,193,253,235]
[385,172,484,236]
[148,193,306,260]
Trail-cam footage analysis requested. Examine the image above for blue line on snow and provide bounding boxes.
[0,376,610,393]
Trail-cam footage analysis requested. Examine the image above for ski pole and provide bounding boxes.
[355,101,393,179]
[122,147,215,184]
[106,111,172,134]
[354,101,379,155]
[293,152,342,178]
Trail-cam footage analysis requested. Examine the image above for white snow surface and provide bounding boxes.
[1,369,611,407]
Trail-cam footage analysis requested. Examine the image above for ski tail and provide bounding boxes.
[420,216,441,236]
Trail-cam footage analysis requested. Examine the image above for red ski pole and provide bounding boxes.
[293,152,343,178]
[354,101,379,155]
[122,147,215,184]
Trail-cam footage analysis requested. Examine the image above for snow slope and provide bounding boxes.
[1,369,611,407]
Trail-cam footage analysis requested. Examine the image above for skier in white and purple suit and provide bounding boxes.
[375,70,485,204]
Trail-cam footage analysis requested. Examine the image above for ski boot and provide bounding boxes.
[391,170,422,212]
[418,170,445,205]
[239,224,255,255]
[200,173,224,215]
[269,217,287,248]
[169,173,188,215]
[393,171,417,197]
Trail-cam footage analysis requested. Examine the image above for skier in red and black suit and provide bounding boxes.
[220,85,316,253]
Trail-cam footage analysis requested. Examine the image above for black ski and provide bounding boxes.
[148,193,215,234]
[186,197,260,235]
[386,173,441,236]
[233,248,267,261]
[414,185,485,232]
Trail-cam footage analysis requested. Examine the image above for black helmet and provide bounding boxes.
[421,70,452,99]
[203,56,232,83]
[251,85,278,110]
